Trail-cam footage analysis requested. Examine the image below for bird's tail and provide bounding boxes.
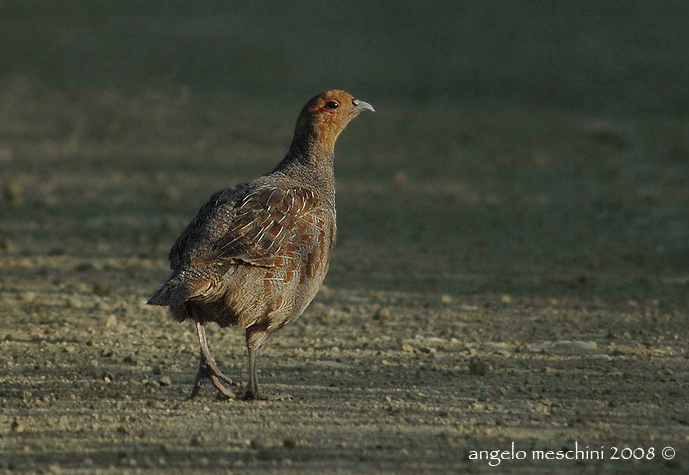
[146,270,197,307]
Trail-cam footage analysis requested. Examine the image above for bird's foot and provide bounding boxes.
[239,390,293,401]
[187,363,238,400]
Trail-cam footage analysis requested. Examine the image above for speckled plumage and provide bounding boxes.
[147,90,373,400]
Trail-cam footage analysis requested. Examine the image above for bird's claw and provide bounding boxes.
[187,362,238,400]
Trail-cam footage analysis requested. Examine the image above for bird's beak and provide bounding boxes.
[353,99,375,113]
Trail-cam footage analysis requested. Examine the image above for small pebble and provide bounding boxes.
[469,358,492,376]
[373,308,391,321]
[20,291,36,302]
[190,435,203,446]
[11,418,24,432]
[283,438,297,449]
[250,438,264,450]
[4,182,23,203]
[402,343,415,353]
[93,283,113,295]
[47,463,62,474]
[67,297,83,309]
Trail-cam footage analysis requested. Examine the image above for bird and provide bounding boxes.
[147,90,374,400]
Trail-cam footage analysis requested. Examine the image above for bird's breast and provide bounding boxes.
[260,205,335,312]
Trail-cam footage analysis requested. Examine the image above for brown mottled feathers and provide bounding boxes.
[147,90,373,335]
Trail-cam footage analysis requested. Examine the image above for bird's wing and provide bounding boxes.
[169,185,317,270]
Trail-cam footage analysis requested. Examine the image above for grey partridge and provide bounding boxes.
[147,90,373,400]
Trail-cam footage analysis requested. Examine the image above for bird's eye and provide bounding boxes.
[325,100,339,110]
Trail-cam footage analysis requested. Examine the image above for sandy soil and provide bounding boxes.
[1,3,689,474]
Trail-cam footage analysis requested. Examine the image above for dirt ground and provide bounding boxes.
[1,3,689,474]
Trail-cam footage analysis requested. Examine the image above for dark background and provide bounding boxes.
[2,1,689,116]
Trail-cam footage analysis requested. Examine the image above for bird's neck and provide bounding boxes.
[288,121,339,158]
[273,138,336,198]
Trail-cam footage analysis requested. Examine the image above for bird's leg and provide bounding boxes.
[240,325,292,401]
[187,321,238,400]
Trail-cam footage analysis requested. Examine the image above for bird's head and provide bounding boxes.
[291,90,374,156]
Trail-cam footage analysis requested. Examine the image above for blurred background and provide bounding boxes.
[1,1,688,302]
[2,1,689,115]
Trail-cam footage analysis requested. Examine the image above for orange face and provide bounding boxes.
[294,90,374,152]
